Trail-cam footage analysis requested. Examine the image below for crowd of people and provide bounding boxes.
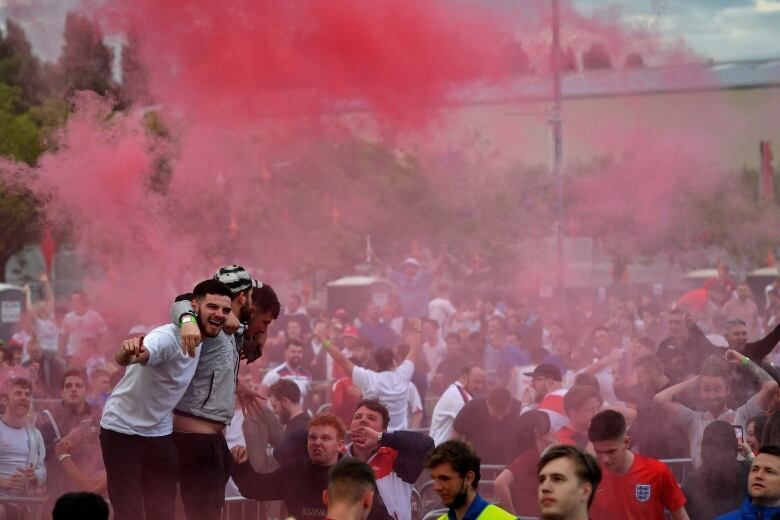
[3,258,780,519]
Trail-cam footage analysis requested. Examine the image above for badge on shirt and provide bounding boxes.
[635,484,652,503]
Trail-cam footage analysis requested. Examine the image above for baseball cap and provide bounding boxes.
[402,257,421,267]
[523,363,563,382]
[343,326,359,339]
[213,265,261,294]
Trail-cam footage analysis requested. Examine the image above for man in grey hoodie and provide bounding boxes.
[169,265,280,520]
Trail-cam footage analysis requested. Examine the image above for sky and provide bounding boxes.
[0,0,779,64]
[574,0,780,61]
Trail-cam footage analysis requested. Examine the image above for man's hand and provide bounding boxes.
[351,426,381,450]
[181,322,201,357]
[2,473,26,493]
[55,440,72,457]
[21,465,37,487]
[236,380,266,419]
[230,445,248,464]
[118,337,147,365]
[223,313,240,336]
[725,349,745,366]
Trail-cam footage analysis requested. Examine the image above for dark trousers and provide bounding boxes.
[173,430,233,520]
[100,427,179,520]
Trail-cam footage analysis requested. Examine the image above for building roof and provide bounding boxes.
[455,57,780,105]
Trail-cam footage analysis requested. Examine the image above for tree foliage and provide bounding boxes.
[0,172,43,282]
[60,12,114,97]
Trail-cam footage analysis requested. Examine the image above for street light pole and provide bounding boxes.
[550,0,565,308]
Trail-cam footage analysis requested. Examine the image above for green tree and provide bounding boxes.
[0,19,48,104]
[60,12,114,97]
[0,83,41,165]
[0,173,43,283]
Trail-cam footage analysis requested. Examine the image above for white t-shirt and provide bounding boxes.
[61,309,108,356]
[422,339,446,378]
[428,297,456,329]
[429,382,471,445]
[0,421,32,479]
[261,363,312,399]
[352,360,414,432]
[101,324,200,437]
[35,318,60,353]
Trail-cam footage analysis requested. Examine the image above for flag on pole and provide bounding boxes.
[760,141,775,201]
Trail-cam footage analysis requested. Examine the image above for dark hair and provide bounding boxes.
[460,363,482,378]
[633,355,664,374]
[588,410,626,442]
[424,440,481,490]
[700,354,730,380]
[192,279,233,300]
[373,348,395,372]
[8,378,32,391]
[53,492,109,520]
[268,379,301,404]
[635,337,657,352]
[762,413,780,449]
[285,339,304,350]
[61,369,87,390]
[758,444,780,458]
[695,420,741,501]
[328,458,377,503]
[537,445,602,508]
[515,410,551,453]
[353,337,374,350]
[252,283,281,319]
[748,415,769,447]
[487,387,512,413]
[354,399,390,430]
[563,385,602,415]
[573,373,600,392]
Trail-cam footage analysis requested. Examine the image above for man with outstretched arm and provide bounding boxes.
[99,279,232,520]
[169,267,280,520]
[347,399,434,520]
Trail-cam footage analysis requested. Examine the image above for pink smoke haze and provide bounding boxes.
[9,0,765,328]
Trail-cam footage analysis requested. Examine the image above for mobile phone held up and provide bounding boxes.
[734,425,744,444]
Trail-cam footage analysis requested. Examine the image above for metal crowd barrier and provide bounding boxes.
[0,496,47,520]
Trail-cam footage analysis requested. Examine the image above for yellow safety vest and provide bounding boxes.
[436,503,517,520]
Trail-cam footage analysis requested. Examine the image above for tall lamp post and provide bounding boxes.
[550,0,565,308]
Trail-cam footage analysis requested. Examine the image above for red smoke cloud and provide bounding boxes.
[10,0,753,328]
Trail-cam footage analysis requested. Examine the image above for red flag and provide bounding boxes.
[40,226,56,276]
[760,141,775,201]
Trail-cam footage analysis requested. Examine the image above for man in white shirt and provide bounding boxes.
[58,291,107,364]
[0,378,46,500]
[326,319,422,431]
[99,279,232,520]
[429,365,486,445]
[261,339,313,400]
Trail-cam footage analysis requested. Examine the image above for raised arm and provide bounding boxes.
[726,349,779,410]
[744,322,780,363]
[653,375,699,417]
[324,339,355,376]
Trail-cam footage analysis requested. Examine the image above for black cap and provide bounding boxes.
[523,363,563,382]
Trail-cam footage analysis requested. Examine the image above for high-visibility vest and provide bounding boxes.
[436,503,517,520]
